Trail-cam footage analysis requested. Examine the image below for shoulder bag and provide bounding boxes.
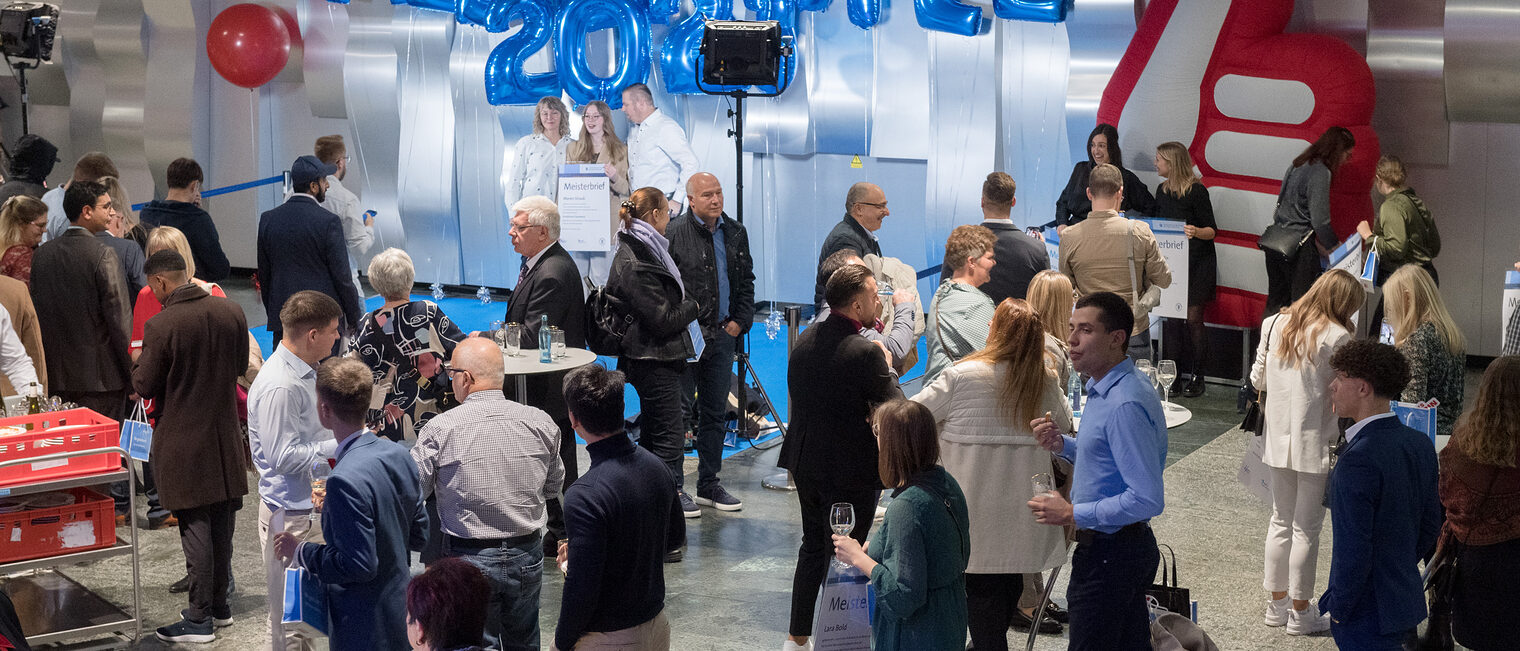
[1258,170,1314,258]
[1241,318,1275,435]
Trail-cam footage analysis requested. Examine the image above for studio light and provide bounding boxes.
[700,20,784,89]
[0,2,59,62]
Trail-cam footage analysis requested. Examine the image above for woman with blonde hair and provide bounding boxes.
[503,95,572,208]
[1438,356,1520,650]
[1154,142,1217,397]
[912,299,1073,647]
[1383,264,1464,436]
[1249,268,1363,635]
[131,226,228,360]
[0,195,48,284]
[563,99,630,284]
[1026,270,1075,387]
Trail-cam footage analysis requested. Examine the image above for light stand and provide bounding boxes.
[5,55,35,135]
[694,20,795,490]
[0,3,62,136]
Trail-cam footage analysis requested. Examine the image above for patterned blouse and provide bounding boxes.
[353,300,466,442]
[1398,320,1464,438]
[503,133,572,208]
[0,245,33,285]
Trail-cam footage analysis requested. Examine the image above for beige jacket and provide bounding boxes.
[1059,210,1172,334]
[1249,313,1350,474]
[912,359,1071,573]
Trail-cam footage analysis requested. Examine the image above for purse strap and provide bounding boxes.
[1126,220,1142,310]
[1156,543,1179,588]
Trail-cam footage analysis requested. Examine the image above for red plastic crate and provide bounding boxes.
[0,486,116,564]
[0,409,121,488]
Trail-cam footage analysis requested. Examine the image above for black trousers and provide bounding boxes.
[1066,525,1158,651]
[621,358,688,488]
[1262,243,1322,320]
[1452,537,1520,651]
[527,370,579,546]
[966,572,1024,651]
[680,332,736,493]
[788,474,878,637]
[176,498,240,622]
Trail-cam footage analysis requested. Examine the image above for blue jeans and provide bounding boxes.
[681,332,735,492]
[1065,525,1158,651]
[450,534,544,651]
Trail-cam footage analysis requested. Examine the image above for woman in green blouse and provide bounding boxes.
[833,399,971,651]
[1358,155,1440,336]
[1384,265,1465,437]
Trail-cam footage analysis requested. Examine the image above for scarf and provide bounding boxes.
[622,218,685,295]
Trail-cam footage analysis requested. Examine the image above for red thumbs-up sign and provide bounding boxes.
[1098,0,1379,326]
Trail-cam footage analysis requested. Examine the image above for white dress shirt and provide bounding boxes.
[626,108,699,207]
[247,344,337,511]
[320,175,373,272]
[504,133,572,209]
[1343,411,1397,445]
[0,303,38,392]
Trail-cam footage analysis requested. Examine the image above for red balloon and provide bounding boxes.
[206,4,292,89]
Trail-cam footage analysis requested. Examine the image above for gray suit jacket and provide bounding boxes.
[30,228,131,393]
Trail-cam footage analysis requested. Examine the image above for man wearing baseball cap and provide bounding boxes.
[256,155,363,344]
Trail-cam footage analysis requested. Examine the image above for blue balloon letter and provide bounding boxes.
[992,0,1072,23]
[658,0,736,95]
[914,0,987,36]
[555,0,652,108]
[847,0,880,29]
[484,0,561,105]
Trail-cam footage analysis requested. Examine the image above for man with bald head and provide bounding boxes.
[814,182,889,307]
[411,337,564,649]
[666,172,754,515]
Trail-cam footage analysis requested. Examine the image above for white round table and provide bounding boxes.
[502,348,600,402]
[1072,401,1192,430]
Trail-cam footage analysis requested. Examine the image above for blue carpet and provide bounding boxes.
[250,294,930,461]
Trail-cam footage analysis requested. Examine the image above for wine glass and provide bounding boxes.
[1135,358,1152,376]
[829,502,855,569]
[1157,360,1178,407]
[504,323,522,358]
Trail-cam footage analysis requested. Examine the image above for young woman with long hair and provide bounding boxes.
[564,100,630,285]
[1261,126,1357,317]
[1249,268,1364,635]
[1383,264,1465,436]
[1026,270,1075,387]
[1053,123,1157,230]
[1154,142,1217,397]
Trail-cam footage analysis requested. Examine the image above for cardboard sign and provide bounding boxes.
[1503,270,1520,350]
[557,164,613,252]
[812,565,872,650]
[1137,218,1189,320]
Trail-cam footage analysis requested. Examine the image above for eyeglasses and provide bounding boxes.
[508,222,543,234]
[857,201,888,209]
[441,365,472,381]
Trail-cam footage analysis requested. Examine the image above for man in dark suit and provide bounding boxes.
[257,155,363,344]
[275,357,427,651]
[131,250,250,643]
[667,172,755,515]
[1319,340,1441,649]
[780,263,902,649]
[978,172,1049,304]
[502,195,585,554]
[813,182,888,307]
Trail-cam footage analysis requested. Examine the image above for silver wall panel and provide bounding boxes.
[301,0,351,119]
[56,1,106,170]
[1444,0,1520,123]
[1367,0,1448,165]
[453,27,511,287]
[867,10,928,160]
[1062,0,1134,166]
[394,7,460,284]
[997,19,1072,229]
[141,0,198,196]
[343,1,408,276]
[924,29,998,265]
[95,0,154,204]
[809,9,875,155]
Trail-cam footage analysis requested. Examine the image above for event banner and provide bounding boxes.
[1042,228,1059,272]
[1137,219,1189,320]
[557,164,612,253]
[1504,270,1520,348]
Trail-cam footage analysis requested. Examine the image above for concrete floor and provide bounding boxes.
[14,279,1481,649]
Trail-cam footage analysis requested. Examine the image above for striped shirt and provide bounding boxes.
[411,389,564,540]
[924,280,996,385]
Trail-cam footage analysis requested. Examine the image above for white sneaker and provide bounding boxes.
[1263,596,1290,627]
[1286,605,1331,635]
[781,640,813,651]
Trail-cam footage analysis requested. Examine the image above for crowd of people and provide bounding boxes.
[0,99,1516,651]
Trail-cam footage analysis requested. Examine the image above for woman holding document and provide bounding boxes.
[565,101,630,285]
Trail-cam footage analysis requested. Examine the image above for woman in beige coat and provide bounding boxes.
[912,298,1072,648]
[1249,268,1362,635]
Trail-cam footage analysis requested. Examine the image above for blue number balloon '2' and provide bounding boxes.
[658,0,736,95]
[556,0,651,108]
[484,0,561,105]
[992,0,1072,23]
[915,0,989,36]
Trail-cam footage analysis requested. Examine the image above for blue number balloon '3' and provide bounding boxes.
[915,0,989,36]
[556,0,651,108]
[484,0,562,105]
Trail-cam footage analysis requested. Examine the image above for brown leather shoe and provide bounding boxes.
[115,513,128,527]
[148,514,179,530]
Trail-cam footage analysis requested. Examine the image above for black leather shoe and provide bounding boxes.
[1182,375,1206,398]
[1042,601,1069,624]
[169,575,189,593]
[664,548,683,563]
[1010,609,1063,635]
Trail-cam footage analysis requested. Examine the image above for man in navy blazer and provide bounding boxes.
[258,156,363,343]
[1320,340,1441,649]
[275,357,427,651]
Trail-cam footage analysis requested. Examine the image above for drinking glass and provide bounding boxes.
[1157,360,1178,407]
[1031,472,1056,498]
[829,502,855,568]
[877,279,895,296]
[551,327,566,359]
[504,323,522,357]
[490,320,507,352]
[1135,359,1152,376]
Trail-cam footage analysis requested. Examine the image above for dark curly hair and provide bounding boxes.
[1328,339,1410,400]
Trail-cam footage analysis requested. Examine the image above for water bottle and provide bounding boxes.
[539,314,552,363]
[1066,361,1083,417]
[764,308,782,340]
[430,282,445,302]
[477,286,492,304]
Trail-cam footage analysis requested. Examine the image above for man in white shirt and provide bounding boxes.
[620,83,699,215]
[314,136,374,296]
[0,303,38,395]
[247,290,344,651]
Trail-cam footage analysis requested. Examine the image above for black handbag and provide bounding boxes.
[1256,223,1313,258]
[1241,318,1276,435]
[1146,544,1192,617]
[583,282,633,356]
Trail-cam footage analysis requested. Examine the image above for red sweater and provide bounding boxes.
[1438,444,1520,546]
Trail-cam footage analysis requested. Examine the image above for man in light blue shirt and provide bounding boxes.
[1028,291,1166,650]
[247,290,343,651]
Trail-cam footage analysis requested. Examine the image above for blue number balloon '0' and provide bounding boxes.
[992,0,1072,22]
[658,0,736,95]
[915,0,988,36]
[556,0,651,108]
[847,0,881,29]
[484,0,561,105]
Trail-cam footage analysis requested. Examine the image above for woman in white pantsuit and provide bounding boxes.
[1249,269,1363,636]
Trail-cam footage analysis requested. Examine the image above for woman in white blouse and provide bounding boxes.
[503,96,571,208]
[1249,268,1363,636]
[912,298,1072,647]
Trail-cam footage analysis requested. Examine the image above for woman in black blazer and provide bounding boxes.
[605,187,700,515]
[1054,123,1156,230]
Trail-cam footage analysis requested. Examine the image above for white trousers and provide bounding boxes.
[1262,466,1328,600]
[259,501,322,651]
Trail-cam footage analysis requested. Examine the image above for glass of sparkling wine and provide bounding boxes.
[829,502,855,569]
[1157,360,1178,407]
